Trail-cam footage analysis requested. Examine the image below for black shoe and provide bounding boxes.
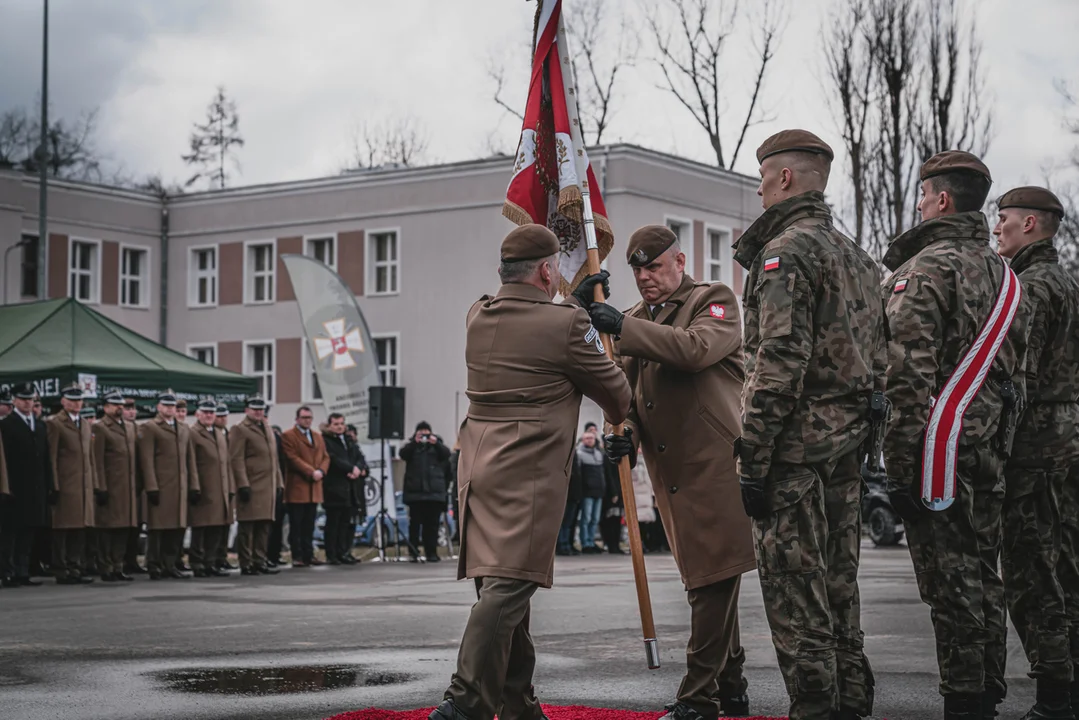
[426,555,441,563]
[257,565,279,575]
[125,564,148,575]
[429,699,473,720]
[409,556,420,563]
[265,559,278,569]
[659,702,710,720]
[240,567,259,576]
[608,547,627,555]
[341,555,357,565]
[115,572,134,582]
[207,567,230,577]
[943,693,982,720]
[100,573,118,583]
[20,576,43,586]
[719,693,749,717]
[57,575,81,585]
[555,548,569,556]
[217,560,238,571]
[1020,682,1074,719]
[983,688,1004,719]
[148,571,164,580]
[1,577,19,588]
[830,708,863,720]
[166,569,191,579]
[570,547,581,556]
[192,568,209,578]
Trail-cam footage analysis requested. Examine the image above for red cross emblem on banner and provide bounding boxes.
[314,319,364,371]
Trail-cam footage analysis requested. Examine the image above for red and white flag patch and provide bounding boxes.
[763,256,780,272]
[709,304,726,319]
[894,279,908,293]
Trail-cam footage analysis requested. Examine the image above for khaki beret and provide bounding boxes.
[920,150,991,183]
[756,129,834,164]
[627,225,678,267]
[500,224,560,262]
[997,186,1064,219]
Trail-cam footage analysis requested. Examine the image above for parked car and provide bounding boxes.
[312,491,457,551]
[861,464,904,546]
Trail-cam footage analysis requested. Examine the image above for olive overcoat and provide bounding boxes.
[91,414,138,528]
[189,421,233,527]
[229,416,282,522]
[137,415,200,530]
[47,412,98,529]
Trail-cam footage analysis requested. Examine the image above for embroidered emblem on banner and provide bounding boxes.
[709,304,726,319]
[763,257,780,272]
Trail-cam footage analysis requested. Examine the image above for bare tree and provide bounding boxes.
[564,0,638,144]
[0,105,102,181]
[182,86,244,189]
[486,57,526,122]
[645,0,785,170]
[346,117,430,170]
[1051,80,1079,276]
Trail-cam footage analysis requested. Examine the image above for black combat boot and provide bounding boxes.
[831,708,864,719]
[1020,682,1075,720]
[718,693,750,717]
[659,701,713,720]
[429,699,473,720]
[943,693,982,720]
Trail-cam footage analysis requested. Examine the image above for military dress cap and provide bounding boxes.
[123,397,137,407]
[756,129,834,164]
[997,186,1064,218]
[246,394,267,410]
[79,406,96,418]
[215,403,229,417]
[627,225,678,267]
[500,224,560,262]
[12,383,35,400]
[60,382,84,400]
[197,398,217,412]
[0,392,12,407]
[157,389,178,406]
[102,391,124,405]
[920,150,991,183]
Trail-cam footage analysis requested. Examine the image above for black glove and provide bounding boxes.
[276,487,284,504]
[237,486,252,503]
[188,489,201,505]
[94,489,109,507]
[588,302,624,335]
[740,476,770,520]
[887,482,925,524]
[604,428,635,464]
[572,271,611,308]
[147,490,160,507]
[48,489,59,506]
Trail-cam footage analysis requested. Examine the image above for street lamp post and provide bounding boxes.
[37,0,49,299]
[4,238,32,305]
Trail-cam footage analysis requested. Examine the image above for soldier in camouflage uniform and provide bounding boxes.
[735,129,886,720]
[994,186,1079,720]
[881,151,1026,720]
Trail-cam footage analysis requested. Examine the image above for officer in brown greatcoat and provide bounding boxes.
[430,225,632,720]
[120,397,146,576]
[91,391,138,582]
[229,395,282,576]
[138,390,199,580]
[188,398,233,577]
[47,382,98,585]
[584,226,757,720]
[212,402,235,571]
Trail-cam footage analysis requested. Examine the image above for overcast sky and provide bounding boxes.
[1,0,1077,208]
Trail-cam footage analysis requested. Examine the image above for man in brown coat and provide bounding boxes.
[281,405,330,567]
[138,390,200,580]
[188,399,233,577]
[229,395,282,576]
[47,382,99,585]
[120,397,146,576]
[430,225,632,720]
[585,227,756,720]
[91,391,138,582]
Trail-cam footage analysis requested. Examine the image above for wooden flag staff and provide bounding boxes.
[555,8,660,671]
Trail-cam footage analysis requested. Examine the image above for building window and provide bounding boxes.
[374,335,399,386]
[245,342,274,402]
[120,247,149,307]
[705,228,731,283]
[20,234,38,298]
[188,345,216,366]
[189,247,217,307]
[305,235,336,271]
[246,242,275,304]
[367,231,399,295]
[69,239,99,303]
[303,346,323,402]
[665,219,689,245]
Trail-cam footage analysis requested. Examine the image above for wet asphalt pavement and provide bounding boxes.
[0,542,1035,720]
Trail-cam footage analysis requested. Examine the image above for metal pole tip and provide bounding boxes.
[644,638,660,669]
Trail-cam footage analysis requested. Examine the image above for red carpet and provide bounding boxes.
[326,707,787,720]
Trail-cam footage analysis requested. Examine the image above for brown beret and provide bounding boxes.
[756,129,834,164]
[997,186,1064,219]
[920,150,991,183]
[500,224,560,262]
[627,225,678,267]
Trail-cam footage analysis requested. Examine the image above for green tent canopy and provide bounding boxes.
[0,298,257,410]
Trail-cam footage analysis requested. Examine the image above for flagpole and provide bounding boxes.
[555,5,660,671]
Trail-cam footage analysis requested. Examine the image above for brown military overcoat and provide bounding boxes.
[0,432,9,496]
[137,415,200,530]
[281,426,330,504]
[229,416,282,522]
[47,412,98,529]
[91,415,138,528]
[615,274,756,590]
[457,283,632,588]
[189,421,233,527]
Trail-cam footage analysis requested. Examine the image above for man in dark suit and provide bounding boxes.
[322,413,368,565]
[0,382,53,587]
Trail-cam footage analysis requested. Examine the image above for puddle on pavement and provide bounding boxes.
[153,665,410,695]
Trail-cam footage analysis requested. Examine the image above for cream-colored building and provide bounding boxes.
[0,144,760,437]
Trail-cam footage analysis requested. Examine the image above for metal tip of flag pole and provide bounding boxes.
[645,639,660,670]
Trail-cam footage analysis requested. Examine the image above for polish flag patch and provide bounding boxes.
[763,256,780,272]
[709,304,726,319]
[894,279,908,293]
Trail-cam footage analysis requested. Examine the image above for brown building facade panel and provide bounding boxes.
[692,220,704,280]
[275,337,302,404]
[732,228,744,296]
[337,230,364,295]
[276,236,302,302]
[101,241,119,305]
[47,233,68,299]
[217,340,243,374]
[218,242,243,305]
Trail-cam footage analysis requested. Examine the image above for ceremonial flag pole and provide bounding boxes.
[502,0,659,669]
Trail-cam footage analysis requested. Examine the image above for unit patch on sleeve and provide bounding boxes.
[763,256,780,272]
[709,304,726,319]
[584,325,605,354]
[893,278,908,293]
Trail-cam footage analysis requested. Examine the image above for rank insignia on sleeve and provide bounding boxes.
[894,279,908,293]
[763,256,780,272]
[584,325,605,354]
[709,304,726,319]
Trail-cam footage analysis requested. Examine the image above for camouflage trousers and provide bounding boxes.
[1002,462,1075,683]
[752,448,873,720]
[1061,462,1079,679]
[903,442,1008,699]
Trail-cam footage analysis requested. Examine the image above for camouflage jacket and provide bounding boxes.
[881,211,1027,486]
[1009,238,1079,465]
[734,191,887,480]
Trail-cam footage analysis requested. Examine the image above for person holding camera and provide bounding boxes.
[400,421,451,563]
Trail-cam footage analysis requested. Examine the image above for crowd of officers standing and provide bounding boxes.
[433,130,1079,720]
[0,387,370,585]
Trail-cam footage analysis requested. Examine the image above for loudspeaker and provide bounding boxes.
[368,386,406,440]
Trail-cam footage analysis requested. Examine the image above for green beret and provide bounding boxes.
[627,225,678,267]
[500,224,560,262]
[756,129,834,164]
[920,150,991,183]
[997,186,1064,219]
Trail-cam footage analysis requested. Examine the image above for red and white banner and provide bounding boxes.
[920,259,1021,510]
[502,0,614,296]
